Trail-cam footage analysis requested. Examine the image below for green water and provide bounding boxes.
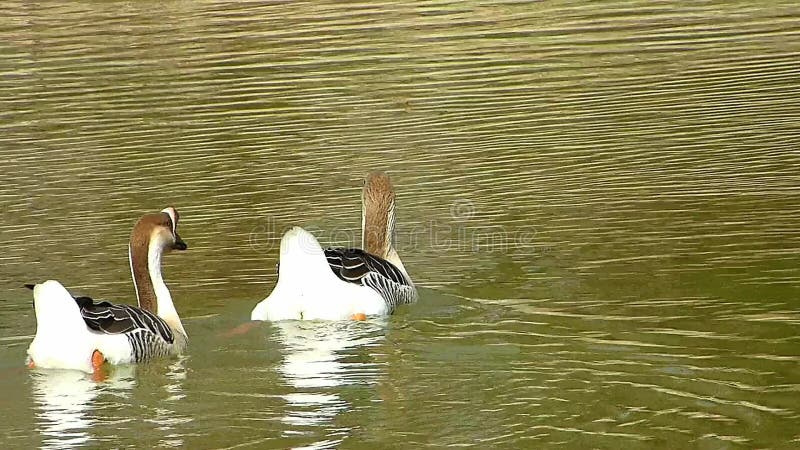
[1,1,799,448]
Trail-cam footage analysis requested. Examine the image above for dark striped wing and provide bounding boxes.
[325,248,408,285]
[324,247,417,311]
[76,296,175,344]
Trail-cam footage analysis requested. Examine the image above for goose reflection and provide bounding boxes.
[149,358,191,448]
[31,359,188,448]
[273,319,385,430]
[31,366,135,449]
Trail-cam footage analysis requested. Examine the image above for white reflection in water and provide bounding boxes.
[145,357,192,448]
[150,359,190,448]
[164,358,188,401]
[273,319,385,441]
[31,366,135,449]
[32,360,188,448]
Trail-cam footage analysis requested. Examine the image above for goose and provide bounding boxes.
[26,207,188,374]
[251,172,417,321]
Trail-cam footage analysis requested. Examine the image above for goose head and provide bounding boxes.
[129,207,187,316]
[130,207,187,254]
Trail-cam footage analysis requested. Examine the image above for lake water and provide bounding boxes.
[1,1,799,448]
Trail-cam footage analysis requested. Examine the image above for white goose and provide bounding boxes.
[26,207,188,374]
[251,172,417,321]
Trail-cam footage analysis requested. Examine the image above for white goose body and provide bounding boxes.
[26,207,188,373]
[27,281,142,371]
[251,172,417,321]
[251,227,412,321]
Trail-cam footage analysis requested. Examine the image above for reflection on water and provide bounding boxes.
[275,320,385,389]
[30,360,190,449]
[163,358,188,402]
[274,320,385,446]
[31,366,134,449]
[32,370,95,449]
[148,359,190,448]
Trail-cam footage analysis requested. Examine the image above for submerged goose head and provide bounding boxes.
[361,172,407,274]
[128,207,187,328]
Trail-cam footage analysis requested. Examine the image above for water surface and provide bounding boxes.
[1,1,799,448]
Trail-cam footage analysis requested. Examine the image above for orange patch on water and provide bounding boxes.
[222,321,260,338]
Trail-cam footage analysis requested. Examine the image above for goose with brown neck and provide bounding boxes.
[129,207,188,337]
[251,172,417,321]
[26,207,188,375]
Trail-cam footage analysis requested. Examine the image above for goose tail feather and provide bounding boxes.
[27,280,95,371]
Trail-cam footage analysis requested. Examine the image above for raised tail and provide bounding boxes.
[251,227,333,321]
[27,280,96,371]
[277,227,332,282]
[29,280,89,337]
